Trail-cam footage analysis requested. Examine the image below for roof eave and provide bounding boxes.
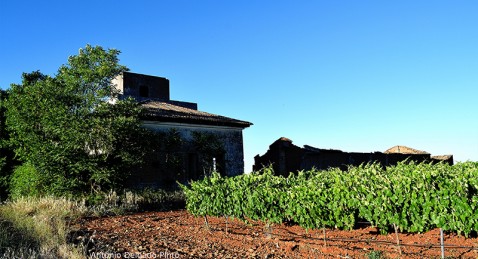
[140,115,252,129]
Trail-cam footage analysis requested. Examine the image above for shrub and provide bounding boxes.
[84,188,185,216]
[9,163,42,199]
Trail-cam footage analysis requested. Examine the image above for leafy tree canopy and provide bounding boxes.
[4,45,152,196]
[0,89,16,199]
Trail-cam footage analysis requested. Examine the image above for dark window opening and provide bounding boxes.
[215,153,226,176]
[139,85,149,98]
[188,153,198,180]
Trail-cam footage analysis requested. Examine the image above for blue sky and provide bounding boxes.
[1,1,477,172]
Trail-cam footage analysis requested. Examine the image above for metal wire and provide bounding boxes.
[202,219,478,251]
[270,231,478,250]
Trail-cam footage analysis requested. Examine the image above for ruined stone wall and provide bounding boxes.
[254,138,445,175]
[431,155,454,165]
[253,138,303,177]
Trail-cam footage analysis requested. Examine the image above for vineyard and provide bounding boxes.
[180,161,478,236]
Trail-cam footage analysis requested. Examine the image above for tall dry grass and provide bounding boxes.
[0,196,87,258]
[0,189,185,258]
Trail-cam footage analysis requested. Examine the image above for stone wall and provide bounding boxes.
[253,137,303,176]
[113,72,170,101]
[254,138,453,176]
[130,121,245,188]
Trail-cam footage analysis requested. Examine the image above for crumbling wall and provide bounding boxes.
[254,138,453,175]
[253,137,303,177]
[431,155,454,165]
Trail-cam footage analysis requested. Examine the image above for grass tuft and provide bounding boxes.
[367,250,385,259]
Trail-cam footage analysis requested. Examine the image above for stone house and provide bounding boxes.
[113,72,252,187]
[254,138,453,176]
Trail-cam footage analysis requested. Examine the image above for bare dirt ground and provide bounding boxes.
[74,210,478,258]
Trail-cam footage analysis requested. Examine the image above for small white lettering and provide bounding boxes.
[90,252,122,258]
[90,252,180,259]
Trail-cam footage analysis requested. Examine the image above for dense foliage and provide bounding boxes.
[181,161,478,236]
[0,90,17,200]
[2,45,153,197]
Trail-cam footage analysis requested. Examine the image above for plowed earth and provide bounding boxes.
[74,210,478,258]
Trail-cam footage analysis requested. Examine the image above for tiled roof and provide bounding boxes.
[279,137,292,142]
[431,155,453,160]
[384,145,429,155]
[140,100,252,128]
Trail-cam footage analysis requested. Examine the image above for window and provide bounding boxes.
[139,85,149,98]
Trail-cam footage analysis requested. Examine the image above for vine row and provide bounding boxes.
[180,161,478,236]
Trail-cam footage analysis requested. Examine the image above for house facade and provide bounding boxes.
[113,72,252,187]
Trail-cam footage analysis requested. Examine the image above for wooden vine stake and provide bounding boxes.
[224,215,229,234]
[204,215,210,231]
[323,227,327,247]
[265,221,272,239]
[393,224,402,255]
[440,228,445,258]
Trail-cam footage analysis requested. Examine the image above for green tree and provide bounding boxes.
[0,89,18,199]
[0,90,7,175]
[4,45,152,196]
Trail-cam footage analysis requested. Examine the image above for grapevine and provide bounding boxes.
[180,161,478,236]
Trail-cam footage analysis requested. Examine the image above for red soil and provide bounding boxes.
[77,210,478,258]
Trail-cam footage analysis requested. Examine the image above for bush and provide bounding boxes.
[9,163,42,199]
[0,158,8,201]
[84,188,185,216]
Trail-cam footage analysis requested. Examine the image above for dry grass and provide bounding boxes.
[0,196,87,258]
[0,189,185,258]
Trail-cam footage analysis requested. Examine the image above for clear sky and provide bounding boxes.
[1,1,477,172]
